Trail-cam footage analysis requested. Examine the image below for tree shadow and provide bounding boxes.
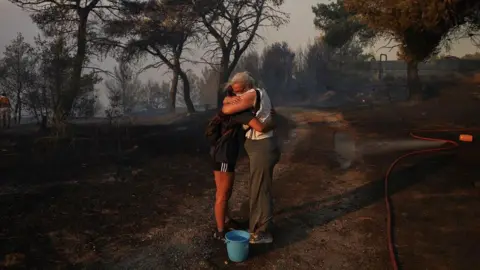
[248,153,454,260]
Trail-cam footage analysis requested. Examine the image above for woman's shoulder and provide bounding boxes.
[237,89,256,101]
[243,89,257,98]
[244,88,256,94]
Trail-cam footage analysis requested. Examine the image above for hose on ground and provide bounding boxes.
[385,128,478,270]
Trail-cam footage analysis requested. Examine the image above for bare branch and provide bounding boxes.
[376,37,400,52]
[83,66,115,78]
[197,0,289,90]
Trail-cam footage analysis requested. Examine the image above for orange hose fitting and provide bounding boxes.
[459,134,473,142]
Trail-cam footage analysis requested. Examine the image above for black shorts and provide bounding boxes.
[213,162,236,173]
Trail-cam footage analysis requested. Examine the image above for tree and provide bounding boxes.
[462,52,480,59]
[139,79,169,110]
[104,0,197,112]
[0,33,36,124]
[196,0,289,106]
[177,71,202,108]
[198,67,219,108]
[316,0,479,100]
[312,0,375,49]
[32,34,100,132]
[260,42,295,102]
[9,0,116,118]
[73,90,97,118]
[105,61,141,114]
[447,2,480,48]
[294,39,330,96]
[158,81,171,106]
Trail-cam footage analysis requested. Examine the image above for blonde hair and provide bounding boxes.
[225,71,255,91]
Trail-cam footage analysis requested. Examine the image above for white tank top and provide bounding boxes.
[243,88,274,140]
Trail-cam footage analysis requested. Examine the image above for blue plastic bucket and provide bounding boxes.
[225,230,250,262]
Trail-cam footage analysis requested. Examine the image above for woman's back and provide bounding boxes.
[210,110,253,164]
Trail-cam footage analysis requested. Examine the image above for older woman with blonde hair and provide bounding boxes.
[221,71,280,244]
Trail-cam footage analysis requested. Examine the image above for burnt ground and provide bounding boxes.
[1,83,480,269]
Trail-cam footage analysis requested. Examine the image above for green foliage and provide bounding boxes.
[0,33,36,123]
[9,0,116,119]
[312,0,480,100]
[312,0,375,49]
[0,33,36,96]
[104,0,196,61]
[343,0,480,63]
[34,34,101,119]
[0,31,100,124]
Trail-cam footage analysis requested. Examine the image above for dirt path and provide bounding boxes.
[196,108,388,269]
[227,109,389,269]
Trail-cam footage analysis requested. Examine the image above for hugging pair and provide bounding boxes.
[207,72,280,244]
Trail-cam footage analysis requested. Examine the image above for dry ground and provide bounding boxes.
[1,82,480,269]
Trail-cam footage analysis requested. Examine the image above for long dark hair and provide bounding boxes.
[225,85,235,97]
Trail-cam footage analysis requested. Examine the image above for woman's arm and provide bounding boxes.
[223,96,241,104]
[246,117,275,133]
[222,91,256,115]
[232,110,275,133]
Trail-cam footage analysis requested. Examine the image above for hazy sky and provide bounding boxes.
[1,0,479,102]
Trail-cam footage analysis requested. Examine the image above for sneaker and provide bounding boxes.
[249,232,273,244]
[213,230,225,241]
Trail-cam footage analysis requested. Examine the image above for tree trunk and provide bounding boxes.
[179,70,195,113]
[40,114,48,131]
[169,72,179,111]
[14,103,19,124]
[41,86,48,130]
[15,73,22,124]
[32,105,40,124]
[17,104,22,124]
[52,107,66,136]
[66,10,88,117]
[16,91,22,124]
[406,61,422,101]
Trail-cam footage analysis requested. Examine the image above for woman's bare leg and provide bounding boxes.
[214,171,235,232]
